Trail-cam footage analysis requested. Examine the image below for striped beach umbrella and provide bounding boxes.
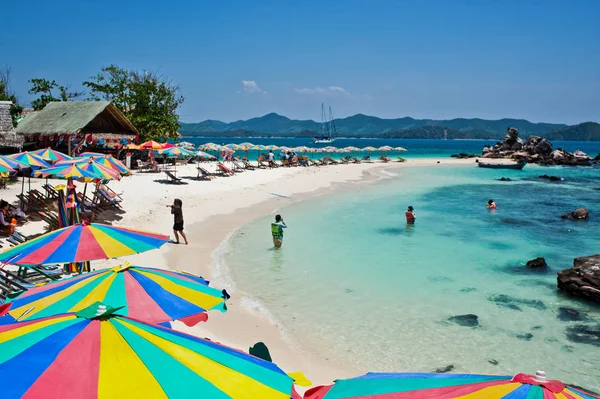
[138,140,166,150]
[0,222,168,265]
[378,145,393,152]
[362,146,377,152]
[32,148,72,163]
[34,163,102,181]
[0,305,296,399]
[265,145,279,150]
[7,151,51,169]
[196,150,214,159]
[304,372,600,399]
[0,155,27,171]
[159,147,194,158]
[394,146,408,152]
[5,263,229,325]
[79,152,106,158]
[75,160,121,181]
[94,155,131,176]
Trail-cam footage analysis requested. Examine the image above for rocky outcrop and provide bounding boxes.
[539,175,563,181]
[482,128,592,166]
[557,255,600,303]
[561,208,589,220]
[594,153,600,163]
[526,257,547,269]
[450,153,478,159]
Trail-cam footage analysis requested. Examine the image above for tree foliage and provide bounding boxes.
[28,78,82,111]
[83,65,184,141]
[0,67,23,127]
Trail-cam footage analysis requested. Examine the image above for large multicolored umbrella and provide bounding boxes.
[0,304,295,399]
[378,145,393,152]
[394,146,408,152]
[5,263,229,325]
[34,163,103,182]
[93,155,131,176]
[32,148,72,163]
[0,222,168,265]
[138,140,166,150]
[76,160,121,181]
[362,146,377,152]
[159,147,194,158]
[0,155,26,171]
[7,151,51,169]
[304,372,600,399]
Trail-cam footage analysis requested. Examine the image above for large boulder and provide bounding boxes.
[557,255,600,303]
[561,208,589,220]
[526,257,547,269]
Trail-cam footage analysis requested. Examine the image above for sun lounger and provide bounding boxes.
[42,184,59,199]
[243,160,256,170]
[340,157,350,164]
[196,167,216,180]
[94,188,123,209]
[325,157,339,165]
[361,155,372,162]
[232,161,245,172]
[163,170,183,184]
[352,157,361,164]
[217,162,235,176]
[256,157,269,168]
[379,156,391,163]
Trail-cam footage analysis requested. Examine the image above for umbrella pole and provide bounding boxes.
[20,174,25,209]
[82,182,88,212]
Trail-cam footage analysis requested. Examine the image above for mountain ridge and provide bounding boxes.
[179,113,600,141]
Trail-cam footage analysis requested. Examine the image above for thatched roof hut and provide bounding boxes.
[16,101,138,150]
[0,101,24,149]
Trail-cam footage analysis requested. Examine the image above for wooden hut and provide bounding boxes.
[15,101,138,155]
[0,101,24,150]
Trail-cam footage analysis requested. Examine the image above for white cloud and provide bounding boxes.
[294,86,351,96]
[242,80,266,94]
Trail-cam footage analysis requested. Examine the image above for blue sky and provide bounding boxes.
[3,0,599,124]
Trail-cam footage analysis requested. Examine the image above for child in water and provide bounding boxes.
[487,199,497,210]
[405,206,416,224]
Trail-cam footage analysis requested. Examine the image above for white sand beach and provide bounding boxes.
[2,157,481,387]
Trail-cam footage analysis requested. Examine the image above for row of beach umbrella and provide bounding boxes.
[198,142,407,153]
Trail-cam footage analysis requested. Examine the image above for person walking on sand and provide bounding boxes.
[405,206,416,224]
[167,199,188,245]
[271,214,287,248]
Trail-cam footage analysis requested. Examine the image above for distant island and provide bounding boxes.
[179,113,600,141]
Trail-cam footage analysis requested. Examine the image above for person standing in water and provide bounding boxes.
[487,199,497,210]
[405,206,416,224]
[167,199,188,245]
[271,214,287,248]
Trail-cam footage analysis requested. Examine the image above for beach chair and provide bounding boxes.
[396,157,406,162]
[242,159,255,170]
[97,184,123,201]
[268,160,279,168]
[361,155,372,163]
[352,157,361,164]
[136,159,150,171]
[196,167,216,180]
[379,155,391,163]
[163,170,183,184]
[217,162,235,176]
[0,269,34,300]
[324,157,339,165]
[256,157,269,168]
[340,157,350,164]
[42,184,59,199]
[297,156,309,167]
[37,211,60,230]
[232,161,245,172]
[94,188,123,209]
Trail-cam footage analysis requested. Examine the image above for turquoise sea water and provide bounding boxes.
[223,162,600,390]
[186,137,600,160]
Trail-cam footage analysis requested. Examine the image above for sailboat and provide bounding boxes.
[313,104,337,143]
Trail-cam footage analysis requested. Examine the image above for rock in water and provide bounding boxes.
[488,294,547,310]
[516,333,534,341]
[561,208,589,220]
[566,324,600,347]
[488,359,499,366]
[448,314,479,327]
[557,307,590,322]
[539,175,563,181]
[498,177,512,181]
[557,254,600,303]
[526,257,548,269]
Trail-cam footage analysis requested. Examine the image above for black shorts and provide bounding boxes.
[173,221,184,231]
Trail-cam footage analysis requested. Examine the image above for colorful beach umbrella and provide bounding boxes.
[79,152,106,158]
[378,145,393,152]
[304,372,600,399]
[394,146,408,152]
[0,222,168,265]
[93,155,131,176]
[32,148,72,163]
[0,304,295,399]
[34,163,102,182]
[362,146,377,152]
[5,263,229,325]
[159,147,194,158]
[138,140,166,150]
[196,150,214,159]
[0,155,27,171]
[7,151,51,169]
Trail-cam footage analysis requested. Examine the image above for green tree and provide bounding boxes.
[83,65,184,141]
[0,67,24,127]
[28,78,82,111]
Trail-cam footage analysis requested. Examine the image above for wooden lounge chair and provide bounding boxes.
[256,157,269,169]
[42,184,59,199]
[196,167,216,180]
[217,162,235,176]
[94,188,123,209]
[325,157,339,165]
[340,157,350,164]
[163,170,183,184]
[379,156,391,163]
[361,155,372,163]
[352,157,361,164]
[242,159,255,170]
[232,161,245,172]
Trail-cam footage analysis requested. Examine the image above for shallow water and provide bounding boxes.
[224,163,600,390]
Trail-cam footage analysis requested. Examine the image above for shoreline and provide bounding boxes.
[158,158,480,386]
